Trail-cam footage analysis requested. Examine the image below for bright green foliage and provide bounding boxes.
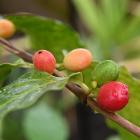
[6,14,85,62]
[23,102,68,140]
[108,66,140,140]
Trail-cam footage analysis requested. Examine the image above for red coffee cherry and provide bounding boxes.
[63,48,93,72]
[32,50,56,74]
[0,19,15,38]
[97,81,129,112]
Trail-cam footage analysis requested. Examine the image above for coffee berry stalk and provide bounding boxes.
[63,48,93,72]
[32,50,56,74]
[0,19,15,38]
[97,81,129,112]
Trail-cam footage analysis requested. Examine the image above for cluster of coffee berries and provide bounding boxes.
[0,19,15,38]
[0,17,128,113]
[32,48,129,112]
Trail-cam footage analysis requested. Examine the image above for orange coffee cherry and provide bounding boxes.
[63,48,93,71]
[0,19,15,38]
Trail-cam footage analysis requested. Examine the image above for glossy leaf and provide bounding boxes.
[0,70,69,119]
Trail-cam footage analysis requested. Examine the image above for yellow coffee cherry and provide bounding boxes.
[63,48,93,71]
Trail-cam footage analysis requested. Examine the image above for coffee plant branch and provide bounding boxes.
[0,38,140,137]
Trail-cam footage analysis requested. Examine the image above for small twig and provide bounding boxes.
[0,38,140,137]
[0,37,32,62]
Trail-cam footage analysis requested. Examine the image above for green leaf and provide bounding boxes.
[0,59,32,86]
[23,102,68,140]
[107,66,140,140]
[0,68,82,119]
[6,13,85,62]
[0,70,69,119]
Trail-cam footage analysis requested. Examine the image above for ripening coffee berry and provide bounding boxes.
[97,81,128,112]
[63,48,93,71]
[0,19,15,38]
[32,50,56,74]
[92,60,119,87]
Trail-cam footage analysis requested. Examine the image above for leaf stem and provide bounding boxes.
[0,38,140,137]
